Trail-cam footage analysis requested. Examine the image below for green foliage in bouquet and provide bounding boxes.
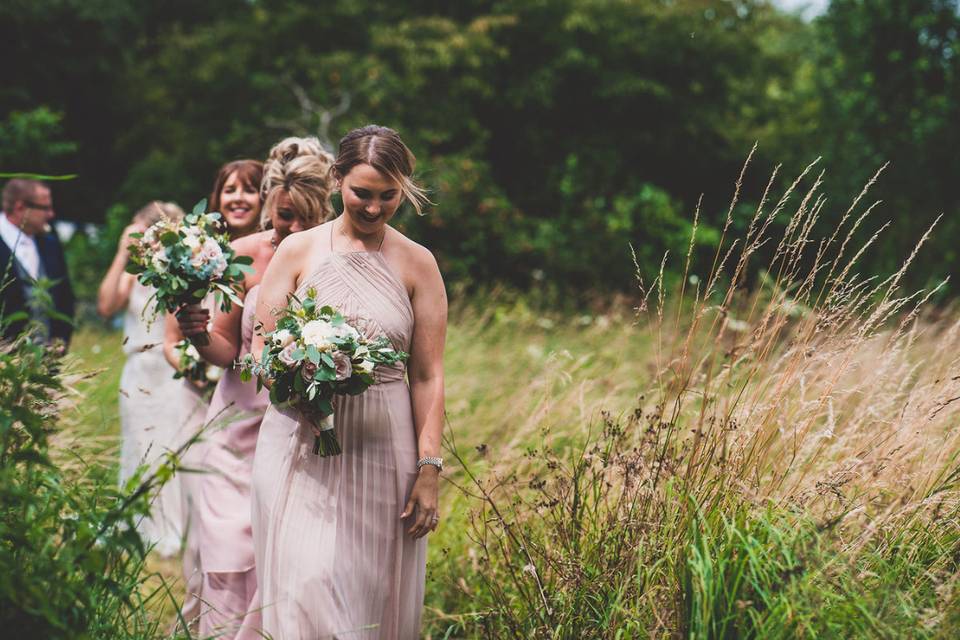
[240,287,408,455]
[172,339,222,398]
[125,199,254,316]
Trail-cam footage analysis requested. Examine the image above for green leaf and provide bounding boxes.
[317,397,334,416]
[305,344,321,364]
[315,367,336,382]
[193,199,207,216]
[320,352,335,368]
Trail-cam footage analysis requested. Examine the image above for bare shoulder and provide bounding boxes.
[390,227,440,276]
[278,223,329,255]
[230,230,269,255]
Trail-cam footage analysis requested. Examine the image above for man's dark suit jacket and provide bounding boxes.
[0,230,75,345]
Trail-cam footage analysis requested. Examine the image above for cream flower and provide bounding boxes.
[183,233,201,251]
[272,329,295,348]
[300,320,336,351]
[355,359,375,375]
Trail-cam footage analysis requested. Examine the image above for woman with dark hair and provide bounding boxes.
[174,138,336,639]
[250,126,446,639]
[162,158,263,629]
[207,159,264,238]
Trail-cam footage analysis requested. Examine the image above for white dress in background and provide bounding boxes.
[118,280,185,557]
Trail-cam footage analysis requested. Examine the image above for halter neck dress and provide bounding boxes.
[251,227,426,639]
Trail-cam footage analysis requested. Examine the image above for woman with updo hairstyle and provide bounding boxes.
[96,201,188,558]
[173,137,334,639]
[250,125,446,638]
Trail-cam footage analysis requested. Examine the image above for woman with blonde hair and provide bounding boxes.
[250,125,446,638]
[97,200,187,557]
[174,136,335,639]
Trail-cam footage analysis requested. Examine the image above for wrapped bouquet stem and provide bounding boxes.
[300,407,339,456]
[240,287,408,457]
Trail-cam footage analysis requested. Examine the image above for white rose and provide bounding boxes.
[151,254,168,273]
[210,255,228,278]
[300,320,336,351]
[332,323,360,342]
[183,234,201,251]
[272,329,295,348]
[205,365,223,382]
[201,238,222,260]
[355,359,375,375]
[185,344,201,360]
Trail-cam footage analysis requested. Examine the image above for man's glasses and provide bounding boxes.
[24,201,53,213]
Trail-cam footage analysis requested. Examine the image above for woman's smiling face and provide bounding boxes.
[219,171,262,234]
[339,163,402,233]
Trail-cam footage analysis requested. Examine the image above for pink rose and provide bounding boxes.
[301,360,318,382]
[333,351,353,381]
[278,342,298,367]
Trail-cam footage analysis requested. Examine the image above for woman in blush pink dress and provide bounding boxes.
[162,158,264,628]
[250,125,447,639]
[175,137,335,639]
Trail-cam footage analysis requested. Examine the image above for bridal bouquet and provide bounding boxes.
[240,287,408,456]
[172,339,223,397]
[126,199,254,345]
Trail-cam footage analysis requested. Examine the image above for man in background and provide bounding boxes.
[0,179,75,347]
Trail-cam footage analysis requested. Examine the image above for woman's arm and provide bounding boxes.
[163,312,184,370]
[400,245,448,539]
[251,237,304,360]
[176,301,244,369]
[96,224,140,318]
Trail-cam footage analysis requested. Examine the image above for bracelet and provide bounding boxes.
[417,456,443,472]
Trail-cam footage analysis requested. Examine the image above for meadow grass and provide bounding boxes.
[54,156,960,638]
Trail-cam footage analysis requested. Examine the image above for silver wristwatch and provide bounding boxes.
[417,456,443,472]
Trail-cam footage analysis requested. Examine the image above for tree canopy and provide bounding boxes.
[2,0,958,296]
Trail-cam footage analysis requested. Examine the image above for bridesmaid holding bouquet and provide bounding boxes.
[250,125,447,639]
[163,158,264,628]
[175,137,335,639]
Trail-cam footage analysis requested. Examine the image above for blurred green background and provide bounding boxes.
[3,0,958,306]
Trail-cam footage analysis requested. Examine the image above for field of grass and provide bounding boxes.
[45,161,960,638]
[59,295,653,636]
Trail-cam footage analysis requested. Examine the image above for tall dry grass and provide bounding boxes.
[427,153,960,638]
[52,152,960,637]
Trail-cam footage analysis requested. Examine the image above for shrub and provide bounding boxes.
[0,318,186,637]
